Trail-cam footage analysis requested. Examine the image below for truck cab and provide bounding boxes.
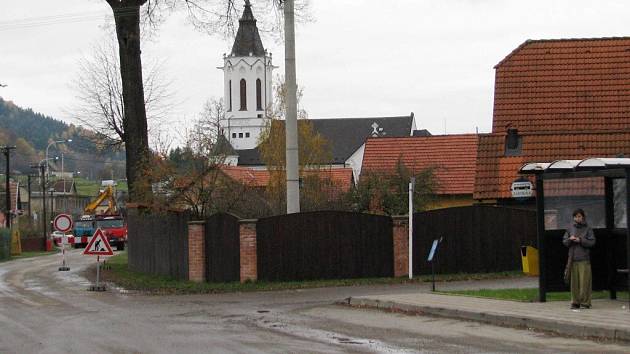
[72,215,95,248]
[95,215,127,251]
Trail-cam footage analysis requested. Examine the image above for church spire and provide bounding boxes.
[231,0,265,57]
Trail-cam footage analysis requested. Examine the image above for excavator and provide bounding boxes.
[73,185,127,250]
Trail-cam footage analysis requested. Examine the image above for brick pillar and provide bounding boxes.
[239,219,257,283]
[188,221,206,282]
[392,216,409,277]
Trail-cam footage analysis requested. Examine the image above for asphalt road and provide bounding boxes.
[1,250,628,354]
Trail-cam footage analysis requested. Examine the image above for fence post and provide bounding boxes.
[239,219,258,283]
[392,216,409,277]
[188,221,206,282]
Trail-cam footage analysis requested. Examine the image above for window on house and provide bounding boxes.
[239,133,243,138]
[245,132,250,138]
[232,133,237,138]
[240,79,247,111]
[228,80,232,111]
[256,78,262,111]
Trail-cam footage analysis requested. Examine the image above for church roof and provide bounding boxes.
[231,0,265,57]
[310,115,415,164]
[234,114,415,166]
[213,134,238,156]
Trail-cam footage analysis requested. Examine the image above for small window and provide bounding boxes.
[245,132,250,138]
[239,133,243,138]
[257,114,263,118]
[232,133,237,138]
[228,80,232,111]
[240,79,247,111]
[256,78,262,110]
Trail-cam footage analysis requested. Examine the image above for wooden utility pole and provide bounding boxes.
[1,146,16,229]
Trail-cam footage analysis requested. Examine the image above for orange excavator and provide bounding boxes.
[84,185,117,215]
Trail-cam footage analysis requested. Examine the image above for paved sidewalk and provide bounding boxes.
[346,292,630,342]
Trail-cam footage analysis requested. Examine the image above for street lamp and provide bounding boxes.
[45,139,72,179]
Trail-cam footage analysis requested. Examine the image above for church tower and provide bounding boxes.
[219,0,274,150]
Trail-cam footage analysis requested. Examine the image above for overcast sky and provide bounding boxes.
[1,0,629,143]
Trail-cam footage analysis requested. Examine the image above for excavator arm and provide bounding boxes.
[84,186,117,214]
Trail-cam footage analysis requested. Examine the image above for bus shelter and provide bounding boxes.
[519,158,629,306]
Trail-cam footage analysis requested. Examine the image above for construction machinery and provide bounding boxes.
[73,183,127,250]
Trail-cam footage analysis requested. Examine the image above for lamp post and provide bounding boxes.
[35,157,57,242]
[45,139,72,179]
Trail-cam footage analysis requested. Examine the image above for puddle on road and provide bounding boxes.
[255,317,417,353]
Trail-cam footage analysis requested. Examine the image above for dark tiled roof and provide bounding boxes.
[236,147,263,166]
[474,131,630,200]
[362,135,479,195]
[231,0,265,57]
[492,37,630,133]
[213,134,237,156]
[52,180,75,194]
[235,115,415,166]
[310,115,414,164]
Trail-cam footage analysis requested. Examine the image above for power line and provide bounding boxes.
[0,11,108,32]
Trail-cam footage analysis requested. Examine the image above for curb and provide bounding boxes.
[343,297,630,343]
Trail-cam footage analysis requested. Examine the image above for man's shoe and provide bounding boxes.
[570,303,580,309]
[581,304,591,309]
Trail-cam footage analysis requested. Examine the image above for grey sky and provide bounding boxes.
[1,0,628,142]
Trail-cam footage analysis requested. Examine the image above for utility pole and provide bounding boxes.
[1,146,16,229]
[284,0,300,214]
[40,163,46,242]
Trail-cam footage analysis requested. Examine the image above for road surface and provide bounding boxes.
[1,250,627,353]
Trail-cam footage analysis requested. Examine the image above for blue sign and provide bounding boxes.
[427,237,442,261]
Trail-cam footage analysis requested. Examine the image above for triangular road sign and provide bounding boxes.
[83,228,114,256]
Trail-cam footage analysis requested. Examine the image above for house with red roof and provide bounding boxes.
[360,134,479,209]
[475,37,630,209]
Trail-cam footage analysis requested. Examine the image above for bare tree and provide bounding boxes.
[72,36,172,148]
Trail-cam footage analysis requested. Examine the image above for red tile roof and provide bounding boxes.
[361,135,479,195]
[220,166,354,192]
[492,37,630,134]
[474,131,630,199]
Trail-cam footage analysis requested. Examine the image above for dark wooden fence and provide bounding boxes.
[412,205,537,275]
[128,208,190,280]
[257,211,393,281]
[205,213,240,282]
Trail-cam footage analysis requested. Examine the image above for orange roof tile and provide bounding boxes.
[474,131,630,199]
[361,135,479,195]
[220,166,354,192]
[493,37,630,133]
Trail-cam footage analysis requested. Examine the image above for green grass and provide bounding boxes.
[73,177,128,196]
[0,250,57,263]
[102,252,526,294]
[441,288,629,302]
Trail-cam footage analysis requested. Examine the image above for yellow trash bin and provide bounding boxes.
[520,246,539,276]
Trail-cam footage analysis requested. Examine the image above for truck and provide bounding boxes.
[73,183,127,250]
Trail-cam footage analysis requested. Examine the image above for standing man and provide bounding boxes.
[562,208,596,309]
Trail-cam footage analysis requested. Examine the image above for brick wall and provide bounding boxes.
[392,216,409,277]
[239,220,257,283]
[188,221,206,282]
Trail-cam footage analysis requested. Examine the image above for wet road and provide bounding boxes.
[1,250,628,353]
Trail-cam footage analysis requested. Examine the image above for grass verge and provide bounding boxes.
[102,252,527,295]
[0,250,57,263]
[440,288,629,302]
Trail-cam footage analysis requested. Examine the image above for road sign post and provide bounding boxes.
[427,237,443,292]
[53,214,73,271]
[83,228,113,291]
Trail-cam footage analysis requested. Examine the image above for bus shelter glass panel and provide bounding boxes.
[613,178,627,228]
[543,177,605,230]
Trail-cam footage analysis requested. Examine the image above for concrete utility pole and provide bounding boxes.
[284,0,300,214]
[1,146,16,229]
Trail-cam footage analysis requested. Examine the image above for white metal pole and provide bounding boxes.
[409,177,415,279]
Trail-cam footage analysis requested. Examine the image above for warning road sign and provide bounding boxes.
[83,229,114,256]
[53,214,73,233]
